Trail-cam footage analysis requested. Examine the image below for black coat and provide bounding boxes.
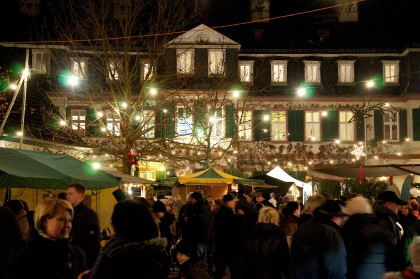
[4,233,86,279]
[374,203,402,247]
[240,223,289,279]
[71,202,100,268]
[91,237,170,279]
[181,199,210,244]
[178,259,211,279]
[342,214,393,279]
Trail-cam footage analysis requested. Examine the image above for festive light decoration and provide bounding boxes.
[351,144,366,160]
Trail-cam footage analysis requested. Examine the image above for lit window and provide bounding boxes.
[305,111,320,141]
[338,61,354,83]
[106,111,120,136]
[177,106,193,136]
[32,50,49,75]
[271,61,288,83]
[71,58,87,78]
[208,49,226,76]
[177,49,194,75]
[339,111,354,141]
[239,61,254,83]
[209,107,224,138]
[109,59,122,80]
[304,61,321,83]
[384,112,399,141]
[238,111,252,141]
[271,112,287,141]
[71,110,86,133]
[141,110,155,138]
[382,61,400,84]
[142,61,153,81]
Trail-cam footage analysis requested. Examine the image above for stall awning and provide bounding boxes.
[249,174,294,193]
[101,168,158,185]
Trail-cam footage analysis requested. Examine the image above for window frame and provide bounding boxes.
[271,111,287,141]
[238,61,254,84]
[238,110,253,141]
[271,60,288,84]
[108,59,122,81]
[382,60,400,85]
[176,106,193,137]
[70,57,88,79]
[337,60,355,84]
[141,60,154,81]
[70,109,86,134]
[383,111,399,141]
[208,49,226,76]
[208,106,225,138]
[176,49,194,75]
[32,49,50,75]
[105,110,121,136]
[304,61,321,84]
[305,111,321,141]
[339,111,355,141]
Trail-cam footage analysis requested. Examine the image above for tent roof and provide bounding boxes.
[0,148,122,189]
[101,168,158,185]
[307,164,420,180]
[249,174,294,193]
[267,166,308,188]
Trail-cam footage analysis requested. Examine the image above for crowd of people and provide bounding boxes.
[2,186,420,279]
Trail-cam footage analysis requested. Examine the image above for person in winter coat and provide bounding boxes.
[343,196,393,279]
[176,240,211,279]
[280,201,301,249]
[66,183,100,269]
[4,198,87,279]
[240,207,290,279]
[290,200,347,279]
[89,199,170,279]
[402,219,420,267]
[153,200,175,252]
[4,199,30,241]
[383,236,420,279]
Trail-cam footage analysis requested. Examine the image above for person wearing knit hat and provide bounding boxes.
[343,197,392,279]
[190,192,203,203]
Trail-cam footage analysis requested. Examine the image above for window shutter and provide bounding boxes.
[225,104,235,138]
[413,108,420,141]
[193,103,206,139]
[321,111,338,142]
[288,110,304,142]
[253,110,270,141]
[355,111,365,141]
[374,110,384,141]
[166,105,176,139]
[86,108,100,136]
[154,110,163,138]
[399,110,407,141]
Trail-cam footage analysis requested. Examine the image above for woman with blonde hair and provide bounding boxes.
[240,207,290,278]
[4,198,86,279]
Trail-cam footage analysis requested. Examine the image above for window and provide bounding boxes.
[271,61,288,83]
[338,61,355,83]
[106,111,120,136]
[142,61,153,81]
[305,111,320,141]
[238,111,252,141]
[71,110,86,133]
[177,106,193,136]
[209,108,224,138]
[177,49,194,75]
[382,61,399,84]
[239,61,254,83]
[208,49,226,76]
[384,112,399,141]
[108,59,122,80]
[304,61,321,83]
[271,111,287,141]
[141,110,155,138]
[32,50,49,74]
[71,58,87,78]
[339,111,354,141]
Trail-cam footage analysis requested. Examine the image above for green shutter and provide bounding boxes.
[86,107,100,136]
[193,103,206,139]
[156,171,166,181]
[288,110,304,142]
[225,104,235,138]
[355,111,365,142]
[413,108,420,141]
[254,110,270,141]
[154,110,163,138]
[374,110,384,141]
[321,111,338,142]
[166,105,176,139]
[399,110,407,141]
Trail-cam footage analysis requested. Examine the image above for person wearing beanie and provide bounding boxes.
[290,200,347,279]
[176,240,211,279]
[383,236,420,279]
[342,196,393,279]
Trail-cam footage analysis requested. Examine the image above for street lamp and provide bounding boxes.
[297,87,306,97]
[59,120,67,126]
[149,88,158,96]
[97,111,104,118]
[9,83,17,90]
[67,74,80,87]
[366,80,375,88]
[232,90,240,99]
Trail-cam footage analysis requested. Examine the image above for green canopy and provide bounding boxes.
[0,147,122,189]
[159,168,264,187]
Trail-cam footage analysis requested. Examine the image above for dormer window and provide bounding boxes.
[71,58,87,79]
[142,61,154,81]
[208,49,226,76]
[32,50,49,75]
[108,59,122,80]
[239,61,254,83]
[382,61,400,84]
[177,49,194,75]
